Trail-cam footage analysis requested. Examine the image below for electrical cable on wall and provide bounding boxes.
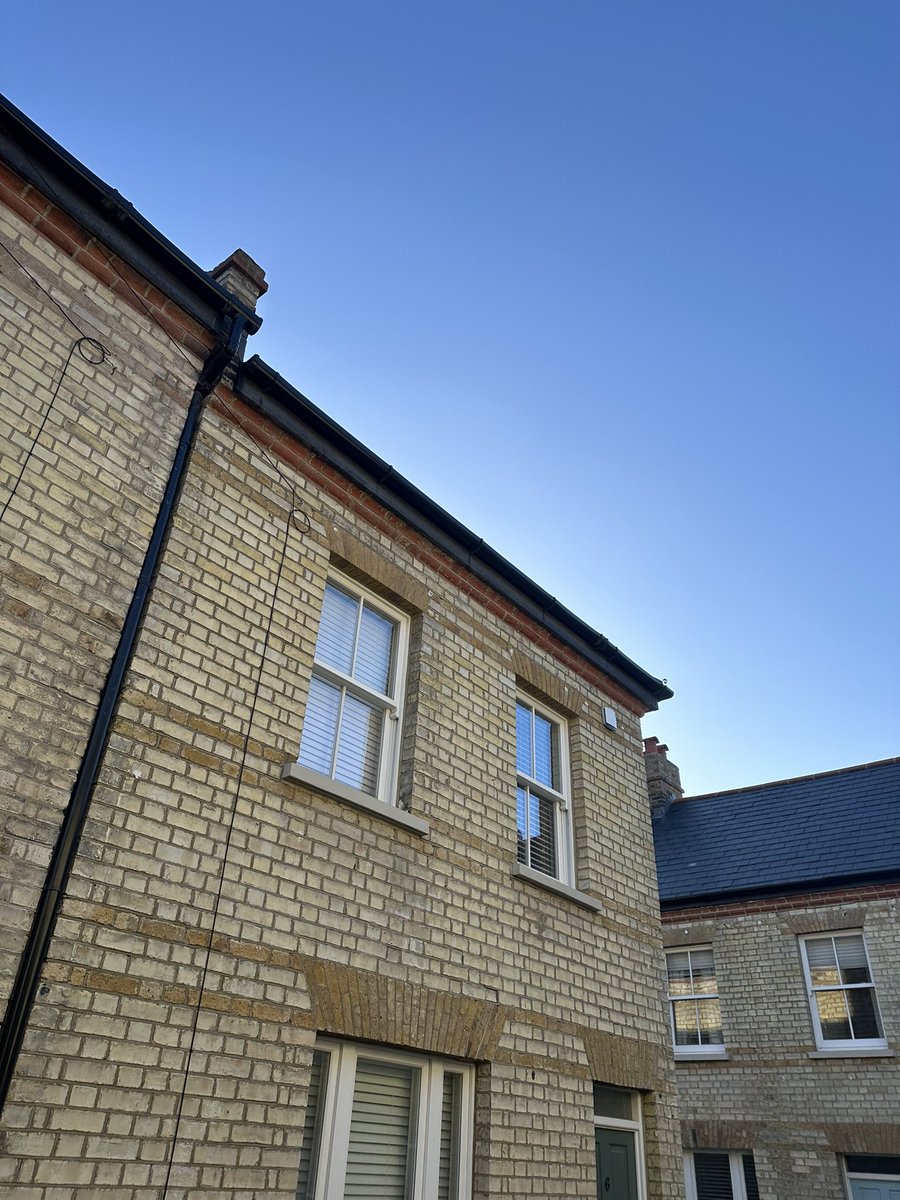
[159,491,309,1199]
[6,145,306,532]
[0,333,109,526]
[5,142,324,1193]
[0,236,91,338]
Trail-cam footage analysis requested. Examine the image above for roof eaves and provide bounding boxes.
[236,354,673,710]
[660,865,900,910]
[0,93,261,337]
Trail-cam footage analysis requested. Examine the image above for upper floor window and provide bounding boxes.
[298,576,408,803]
[515,696,572,884]
[799,932,887,1052]
[297,1040,473,1200]
[684,1151,759,1200]
[666,947,724,1056]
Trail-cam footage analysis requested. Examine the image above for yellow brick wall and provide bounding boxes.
[0,190,205,1031]
[667,896,900,1200]
[1,187,683,1197]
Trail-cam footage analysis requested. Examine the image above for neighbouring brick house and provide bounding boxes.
[649,740,900,1200]
[0,94,685,1198]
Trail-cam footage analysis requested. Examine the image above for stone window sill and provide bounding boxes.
[674,1051,729,1062]
[282,762,430,837]
[512,863,602,912]
[808,1047,893,1060]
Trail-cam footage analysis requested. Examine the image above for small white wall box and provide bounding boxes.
[601,707,617,731]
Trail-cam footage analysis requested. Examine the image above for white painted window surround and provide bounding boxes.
[297,1040,474,1200]
[684,1151,760,1200]
[666,946,725,1057]
[515,694,573,886]
[799,932,887,1053]
[297,574,408,806]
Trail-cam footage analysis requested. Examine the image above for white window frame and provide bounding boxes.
[666,945,726,1058]
[299,573,409,805]
[515,694,573,885]
[308,1039,474,1200]
[684,1151,755,1200]
[798,931,887,1053]
[593,1086,647,1200]
[843,1157,900,1197]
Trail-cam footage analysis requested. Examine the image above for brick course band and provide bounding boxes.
[662,879,900,922]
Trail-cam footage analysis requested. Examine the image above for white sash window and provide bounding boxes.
[297,1041,473,1200]
[684,1151,760,1200]
[515,696,572,884]
[800,932,887,1051]
[299,576,408,803]
[666,946,725,1056]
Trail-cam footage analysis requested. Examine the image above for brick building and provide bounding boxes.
[0,95,684,1198]
[650,742,900,1200]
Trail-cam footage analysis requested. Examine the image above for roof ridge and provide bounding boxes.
[676,756,900,805]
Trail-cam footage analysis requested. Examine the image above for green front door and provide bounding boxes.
[595,1127,638,1200]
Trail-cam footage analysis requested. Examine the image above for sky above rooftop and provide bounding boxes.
[7,1,899,794]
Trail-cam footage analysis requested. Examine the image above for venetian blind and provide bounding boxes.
[438,1072,461,1200]
[742,1154,760,1200]
[344,1060,415,1199]
[296,1050,327,1200]
[694,1151,735,1200]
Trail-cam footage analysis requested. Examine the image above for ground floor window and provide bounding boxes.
[684,1150,760,1200]
[845,1154,900,1200]
[593,1083,646,1200]
[297,1039,474,1200]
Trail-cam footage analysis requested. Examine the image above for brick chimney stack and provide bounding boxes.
[643,736,683,821]
[210,249,268,311]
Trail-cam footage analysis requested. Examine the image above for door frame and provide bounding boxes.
[593,1091,647,1200]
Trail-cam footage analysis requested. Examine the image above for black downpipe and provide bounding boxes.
[0,314,246,1114]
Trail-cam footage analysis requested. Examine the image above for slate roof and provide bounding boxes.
[653,757,900,906]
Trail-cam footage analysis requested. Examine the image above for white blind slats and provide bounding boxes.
[356,605,395,693]
[299,676,342,776]
[317,583,358,674]
[438,1073,460,1200]
[305,1043,471,1200]
[299,580,400,799]
[343,1060,415,1200]
[516,787,558,878]
[689,949,717,993]
[334,694,382,794]
[532,711,557,789]
[515,704,532,776]
[297,1050,328,1200]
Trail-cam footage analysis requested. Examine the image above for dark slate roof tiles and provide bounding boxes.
[653,757,900,904]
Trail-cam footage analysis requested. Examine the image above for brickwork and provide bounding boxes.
[1,145,682,1196]
[667,893,900,1199]
[0,177,208,1029]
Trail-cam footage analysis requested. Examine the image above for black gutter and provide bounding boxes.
[236,355,672,710]
[659,866,900,912]
[0,93,260,339]
[0,313,247,1115]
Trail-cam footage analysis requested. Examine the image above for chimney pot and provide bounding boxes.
[210,249,268,311]
[644,737,683,820]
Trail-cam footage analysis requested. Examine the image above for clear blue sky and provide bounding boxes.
[7,2,899,793]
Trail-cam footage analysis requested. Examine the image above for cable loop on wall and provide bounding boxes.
[1,335,110,526]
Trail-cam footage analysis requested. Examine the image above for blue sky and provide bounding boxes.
[7,2,899,793]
